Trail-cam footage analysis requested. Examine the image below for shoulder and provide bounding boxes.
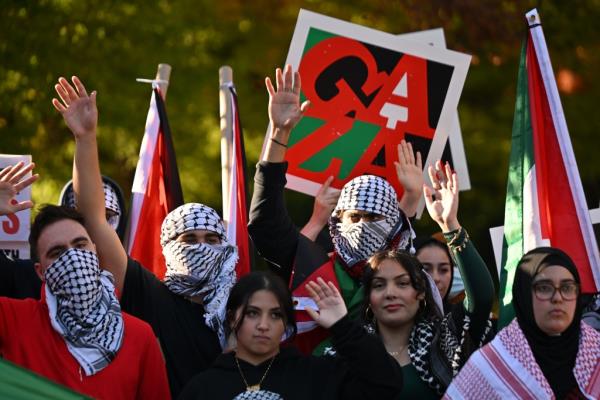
[121,312,157,340]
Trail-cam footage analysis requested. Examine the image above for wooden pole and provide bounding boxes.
[219,66,233,226]
[155,63,172,99]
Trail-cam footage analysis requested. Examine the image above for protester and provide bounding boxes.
[0,169,170,399]
[414,236,455,309]
[444,247,600,399]
[179,271,403,400]
[248,64,420,353]
[357,161,493,398]
[52,75,233,397]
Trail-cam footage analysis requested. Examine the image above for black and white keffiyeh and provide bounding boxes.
[329,175,414,271]
[44,248,124,376]
[160,203,238,348]
[234,390,283,400]
[63,182,121,229]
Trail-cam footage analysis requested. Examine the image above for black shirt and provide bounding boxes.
[0,252,41,299]
[120,258,222,399]
[179,316,403,400]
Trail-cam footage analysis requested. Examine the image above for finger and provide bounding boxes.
[397,142,407,166]
[415,151,422,169]
[275,68,283,91]
[451,172,459,194]
[427,165,439,188]
[90,90,97,105]
[9,162,34,184]
[316,277,332,298]
[327,281,341,298]
[71,76,88,97]
[321,176,334,192]
[59,77,79,102]
[405,141,415,165]
[309,279,327,300]
[293,70,301,94]
[423,184,434,207]
[300,100,310,113]
[305,306,319,322]
[283,64,293,91]
[55,84,71,107]
[265,77,275,97]
[14,174,39,193]
[305,281,320,301]
[52,98,67,112]
[0,162,22,181]
[11,200,34,213]
[1,163,23,183]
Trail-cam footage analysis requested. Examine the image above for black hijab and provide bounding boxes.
[513,247,584,399]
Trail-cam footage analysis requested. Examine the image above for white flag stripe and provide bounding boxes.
[126,91,160,253]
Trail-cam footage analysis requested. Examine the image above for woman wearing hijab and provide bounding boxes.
[444,247,600,399]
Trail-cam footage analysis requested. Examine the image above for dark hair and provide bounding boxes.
[226,271,297,341]
[29,205,86,262]
[362,249,441,325]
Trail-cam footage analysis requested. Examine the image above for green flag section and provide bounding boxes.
[0,359,90,400]
[499,8,600,327]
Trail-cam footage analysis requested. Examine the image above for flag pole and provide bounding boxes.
[155,63,171,100]
[219,66,233,226]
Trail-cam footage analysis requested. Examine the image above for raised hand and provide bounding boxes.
[395,140,423,194]
[423,160,460,232]
[52,76,97,139]
[301,176,340,241]
[265,64,310,135]
[0,162,39,216]
[305,277,347,329]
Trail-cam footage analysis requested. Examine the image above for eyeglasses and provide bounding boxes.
[532,281,579,301]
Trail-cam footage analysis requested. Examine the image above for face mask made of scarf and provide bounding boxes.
[334,219,395,266]
[163,240,236,300]
[44,248,124,376]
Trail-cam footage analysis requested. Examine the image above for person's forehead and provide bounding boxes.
[177,229,219,237]
[533,264,575,282]
[37,219,90,253]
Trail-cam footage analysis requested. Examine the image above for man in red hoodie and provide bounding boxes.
[0,167,170,399]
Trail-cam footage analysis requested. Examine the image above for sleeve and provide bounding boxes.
[136,324,171,400]
[330,316,403,400]
[444,228,494,341]
[120,258,162,322]
[247,161,301,282]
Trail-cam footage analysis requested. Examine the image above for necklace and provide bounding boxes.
[387,344,408,356]
[235,354,277,392]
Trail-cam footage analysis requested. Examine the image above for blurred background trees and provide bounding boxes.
[2,0,599,265]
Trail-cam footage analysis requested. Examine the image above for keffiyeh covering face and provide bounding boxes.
[44,248,124,376]
[161,203,238,348]
[329,175,414,270]
[63,182,122,230]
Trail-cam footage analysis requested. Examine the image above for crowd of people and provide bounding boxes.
[0,64,598,399]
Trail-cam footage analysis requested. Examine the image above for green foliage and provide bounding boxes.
[2,0,599,265]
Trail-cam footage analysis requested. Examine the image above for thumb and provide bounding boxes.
[305,306,319,322]
[300,100,310,114]
[423,184,433,206]
[91,91,97,104]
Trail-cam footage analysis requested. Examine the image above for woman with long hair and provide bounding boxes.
[360,162,495,398]
[444,247,600,399]
[179,271,402,400]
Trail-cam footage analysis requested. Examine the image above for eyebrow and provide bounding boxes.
[533,278,577,284]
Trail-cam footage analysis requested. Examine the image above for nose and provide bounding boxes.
[257,315,270,331]
[550,287,563,303]
[384,285,399,299]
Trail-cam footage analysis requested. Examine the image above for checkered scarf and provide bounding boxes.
[63,182,121,229]
[329,175,414,272]
[44,248,124,376]
[161,203,238,348]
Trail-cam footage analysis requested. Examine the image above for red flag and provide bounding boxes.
[224,85,251,278]
[126,87,184,279]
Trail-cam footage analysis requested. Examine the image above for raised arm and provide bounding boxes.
[52,76,127,293]
[423,161,493,339]
[248,65,312,278]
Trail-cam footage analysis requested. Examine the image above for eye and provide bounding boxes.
[536,283,553,294]
[245,309,258,318]
[561,283,578,295]
[206,236,221,245]
[271,311,283,320]
[372,281,384,289]
[422,265,433,274]
[397,280,411,288]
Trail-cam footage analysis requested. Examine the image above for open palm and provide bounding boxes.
[266,65,309,131]
[0,162,38,216]
[423,161,459,232]
[52,76,97,139]
[305,277,347,329]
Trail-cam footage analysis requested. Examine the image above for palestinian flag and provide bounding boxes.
[126,86,184,279]
[0,359,91,399]
[223,84,251,278]
[499,9,600,327]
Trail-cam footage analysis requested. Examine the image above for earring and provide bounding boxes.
[421,299,427,310]
[365,305,376,324]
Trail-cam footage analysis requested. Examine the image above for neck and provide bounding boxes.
[377,320,414,352]
[236,348,279,366]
